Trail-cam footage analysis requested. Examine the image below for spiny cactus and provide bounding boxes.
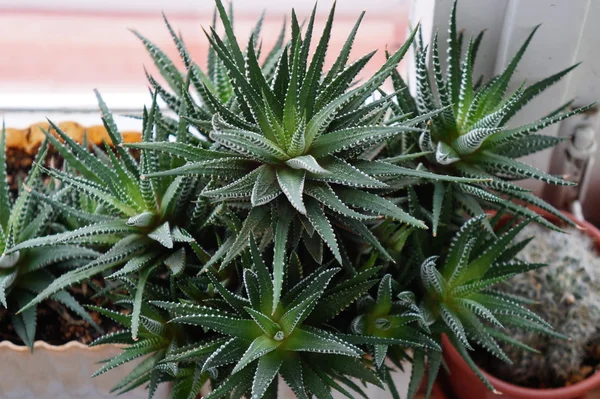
[0,127,100,350]
[387,0,593,232]
[488,223,600,387]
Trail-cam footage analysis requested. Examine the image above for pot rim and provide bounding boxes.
[0,340,121,352]
[442,335,600,397]
[443,208,600,397]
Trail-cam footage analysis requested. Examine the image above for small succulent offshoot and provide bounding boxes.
[351,274,441,398]
[88,297,184,397]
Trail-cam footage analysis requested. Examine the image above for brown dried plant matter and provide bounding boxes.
[5,121,141,190]
[6,121,141,155]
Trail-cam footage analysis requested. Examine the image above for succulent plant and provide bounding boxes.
[88,252,252,398]
[414,214,565,391]
[487,223,600,387]
[5,95,224,340]
[88,295,187,397]
[0,127,100,350]
[128,1,487,316]
[386,0,593,231]
[351,274,440,398]
[0,1,581,398]
[153,238,417,399]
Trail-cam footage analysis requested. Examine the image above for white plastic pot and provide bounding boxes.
[0,340,170,399]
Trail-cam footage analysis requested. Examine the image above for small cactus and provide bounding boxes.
[488,223,600,387]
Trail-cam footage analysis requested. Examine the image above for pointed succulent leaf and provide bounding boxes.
[305,198,341,264]
[252,165,282,207]
[253,351,284,399]
[272,202,294,311]
[283,328,360,357]
[232,335,281,374]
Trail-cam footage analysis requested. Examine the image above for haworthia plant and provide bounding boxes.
[127,1,486,314]
[416,214,566,391]
[351,274,440,398]
[88,286,196,398]
[386,0,593,232]
[156,239,417,399]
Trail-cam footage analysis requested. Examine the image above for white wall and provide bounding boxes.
[409,0,508,81]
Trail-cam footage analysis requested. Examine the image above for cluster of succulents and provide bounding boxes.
[0,132,102,350]
[486,223,600,387]
[0,0,594,397]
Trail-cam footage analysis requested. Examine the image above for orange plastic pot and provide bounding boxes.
[442,210,600,399]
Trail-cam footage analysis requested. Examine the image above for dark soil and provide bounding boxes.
[7,149,63,192]
[0,280,122,346]
[3,161,120,346]
[6,148,34,191]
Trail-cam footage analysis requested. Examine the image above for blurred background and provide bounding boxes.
[0,0,410,112]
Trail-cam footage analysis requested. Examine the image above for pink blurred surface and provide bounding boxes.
[0,5,409,97]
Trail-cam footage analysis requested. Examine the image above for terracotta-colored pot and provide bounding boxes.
[442,210,600,399]
[443,335,600,399]
[0,340,170,399]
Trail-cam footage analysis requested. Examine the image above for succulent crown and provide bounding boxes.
[136,1,429,213]
[128,1,482,314]
[416,1,591,167]
[159,239,389,399]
